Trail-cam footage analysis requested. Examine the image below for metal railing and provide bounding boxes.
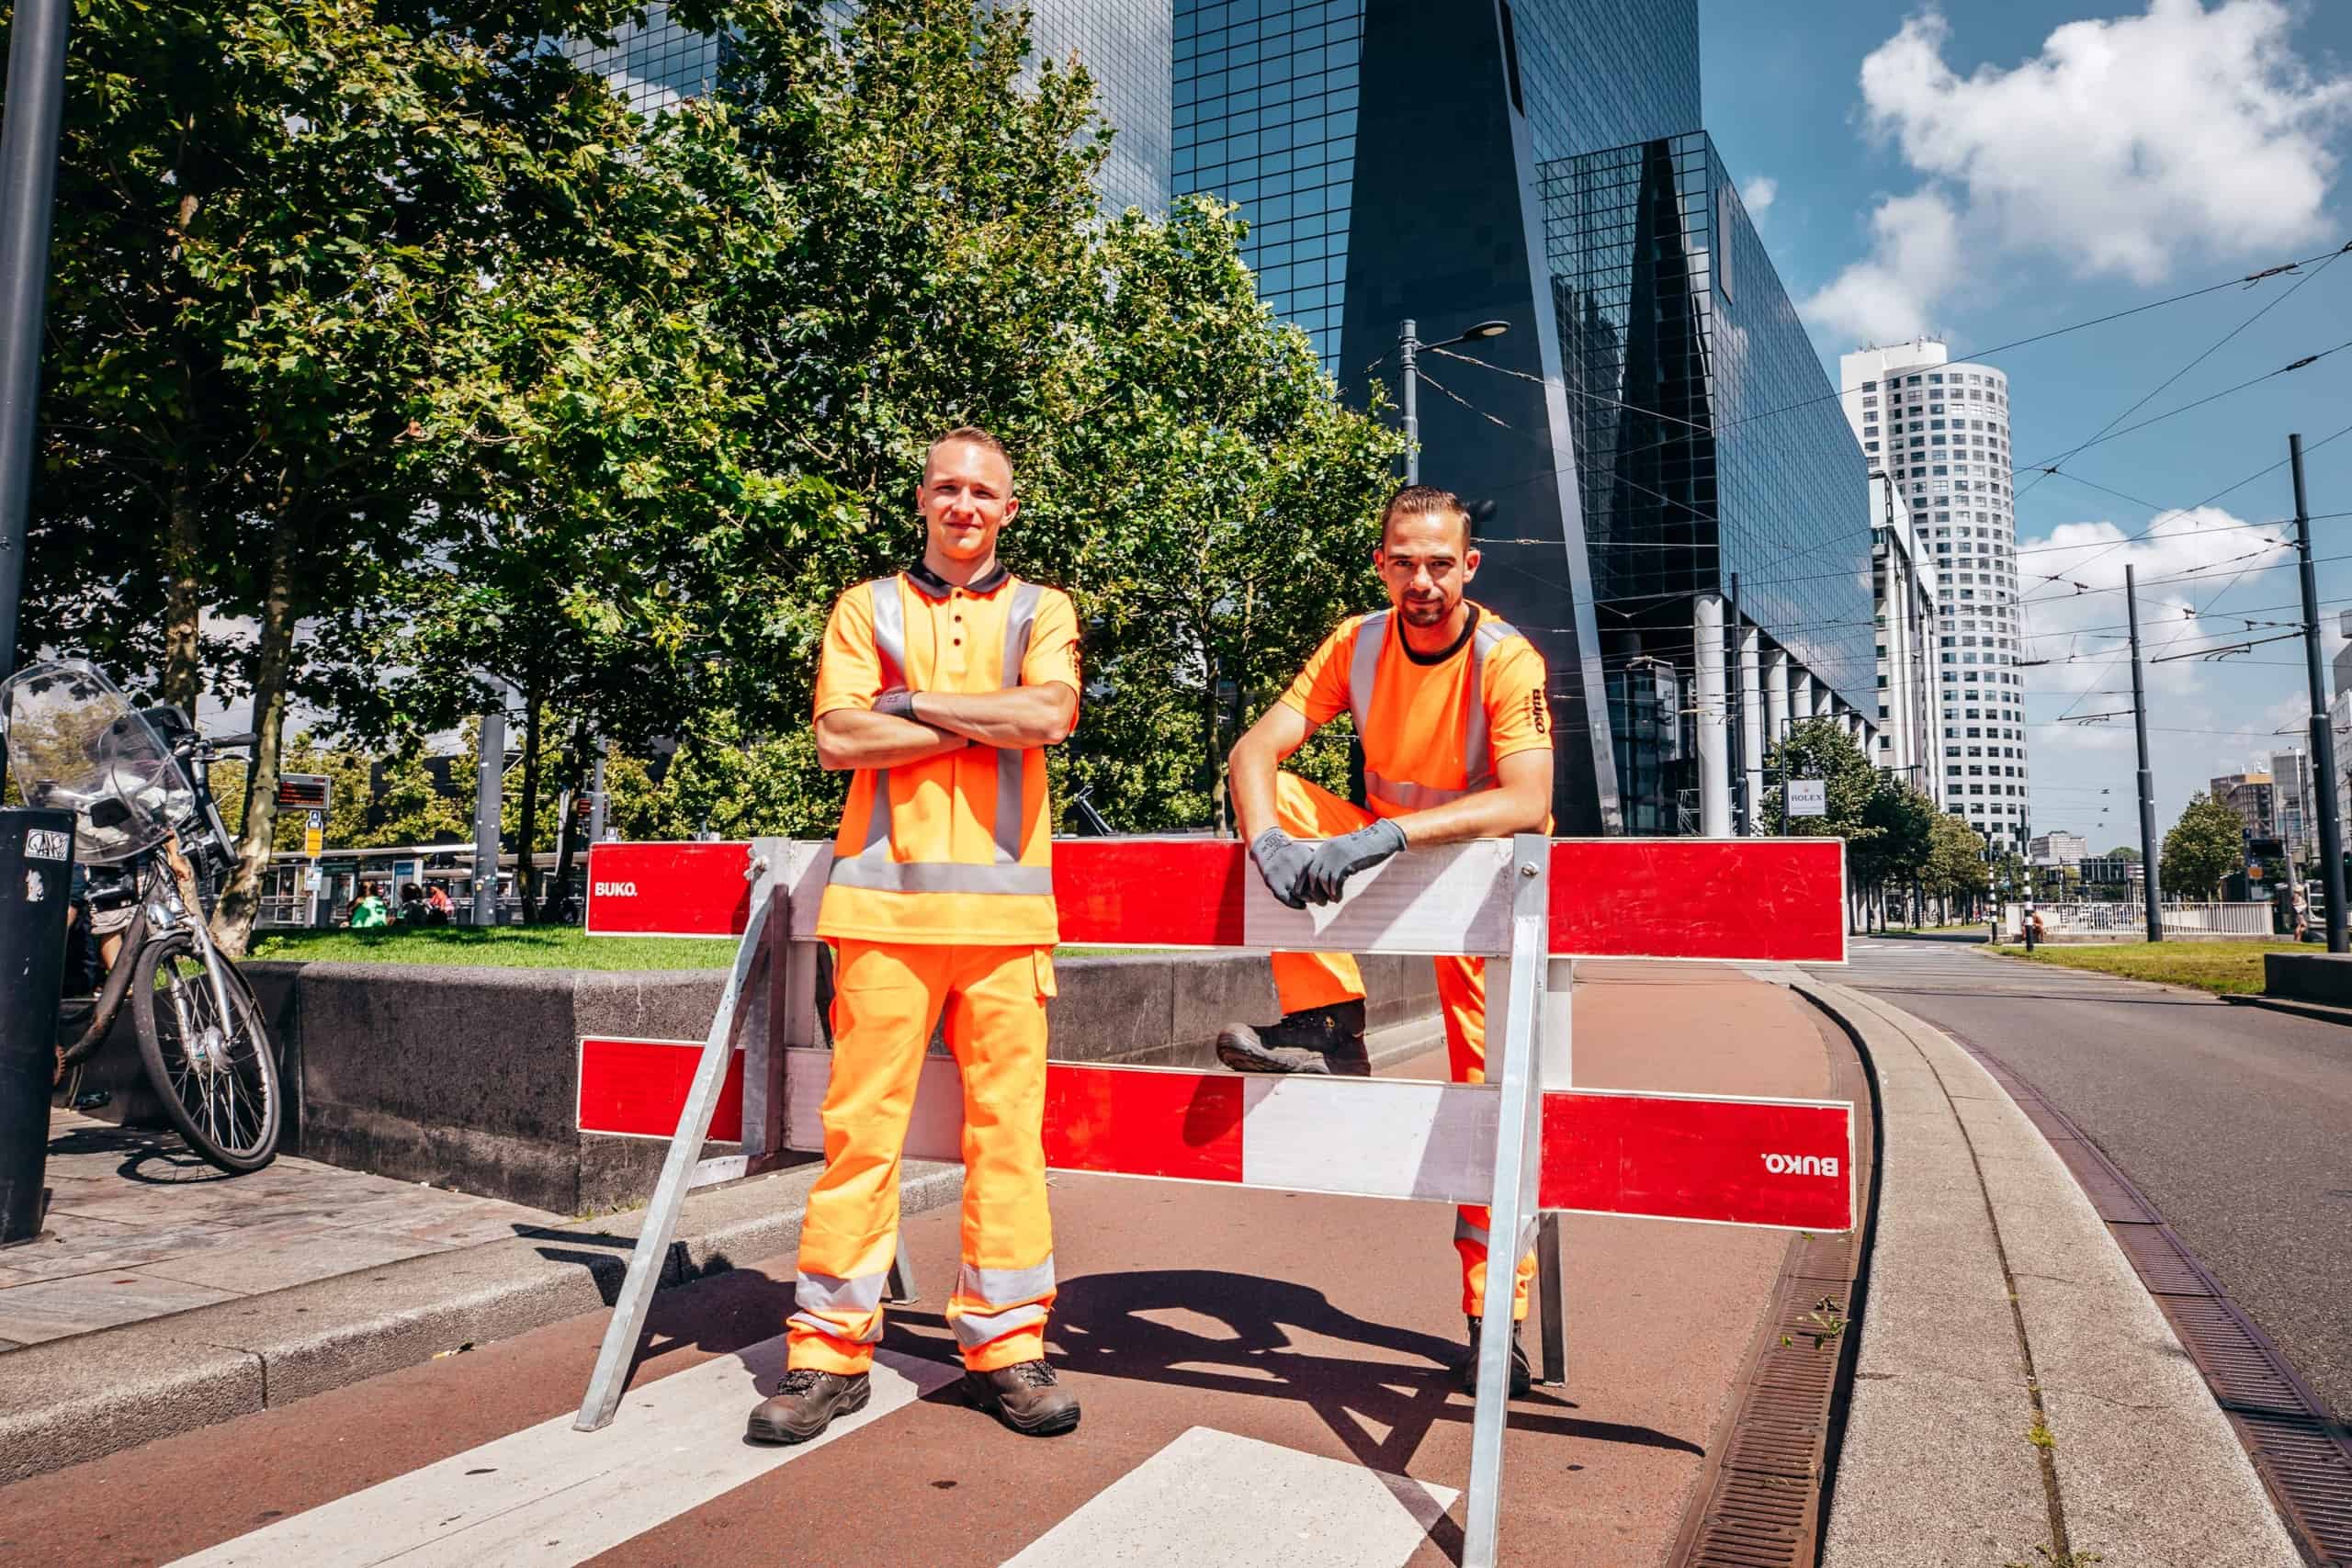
[2007,901,2273,938]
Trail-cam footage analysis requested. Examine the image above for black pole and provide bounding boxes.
[0,808,74,1244]
[2290,434,2348,952]
[0,0,71,692]
[2125,565,2163,943]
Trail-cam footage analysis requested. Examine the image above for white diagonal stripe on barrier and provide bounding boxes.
[998,1426,1457,1568]
[166,1343,956,1568]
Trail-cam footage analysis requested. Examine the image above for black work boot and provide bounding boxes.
[1461,1315,1533,1397]
[745,1368,870,1444]
[963,1359,1081,1436]
[1215,999,1370,1076]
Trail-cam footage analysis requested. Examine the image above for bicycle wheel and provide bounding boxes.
[130,932,281,1173]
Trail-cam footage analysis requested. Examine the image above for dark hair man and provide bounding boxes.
[1216,484,1555,1395]
[747,427,1084,1446]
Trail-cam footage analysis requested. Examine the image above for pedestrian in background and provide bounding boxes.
[349,884,389,930]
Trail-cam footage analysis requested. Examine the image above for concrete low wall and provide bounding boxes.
[71,952,1439,1215]
[2263,950,2352,1006]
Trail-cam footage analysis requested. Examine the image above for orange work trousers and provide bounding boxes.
[1268,772,1539,1321]
[787,940,1057,1375]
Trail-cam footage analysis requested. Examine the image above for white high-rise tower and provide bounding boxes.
[1839,339,2030,855]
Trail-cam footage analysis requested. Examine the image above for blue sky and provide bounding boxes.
[1702,0,2352,849]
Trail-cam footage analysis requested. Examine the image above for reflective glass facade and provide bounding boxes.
[571,4,1171,216]
[1545,131,1874,828]
[1512,0,1700,164]
[1171,1,1364,367]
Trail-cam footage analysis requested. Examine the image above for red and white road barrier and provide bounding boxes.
[570,831,1849,1568]
[582,836,1849,962]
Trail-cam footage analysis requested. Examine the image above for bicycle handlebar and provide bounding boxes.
[204,732,261,750]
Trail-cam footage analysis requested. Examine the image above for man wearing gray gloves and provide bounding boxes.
[1216,485,1555,1392]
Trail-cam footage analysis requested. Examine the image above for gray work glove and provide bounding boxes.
[1298,818,1408,907]
[873,687,916,720]
[1250,829,1315,911]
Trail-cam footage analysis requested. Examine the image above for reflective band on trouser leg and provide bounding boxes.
[942,944,1057,1371]
[787,941,953,1374]
[1439,952,1533,1318]
[1266,772,1370,1015]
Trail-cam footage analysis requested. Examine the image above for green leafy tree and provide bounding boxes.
[2161,793,2245,899]
[1761,719,1885,931]
[21,0,660,951]
[1923,812,1991,921]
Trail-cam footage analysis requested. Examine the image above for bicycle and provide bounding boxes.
[4,660,282,1174]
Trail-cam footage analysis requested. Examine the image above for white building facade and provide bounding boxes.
[1840,339,2030,852]
[1871,473,1942,806]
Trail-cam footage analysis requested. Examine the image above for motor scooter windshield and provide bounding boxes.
[1,660,198,865]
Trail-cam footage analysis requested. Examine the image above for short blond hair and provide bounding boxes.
[924,425,1012,483]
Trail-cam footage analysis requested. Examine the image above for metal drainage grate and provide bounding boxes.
[1962,1041,2352,1566]
[1668,1004,1875,1568]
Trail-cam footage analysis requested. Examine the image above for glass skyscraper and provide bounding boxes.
[573,3,1172,217]
[1544,131,1876,829]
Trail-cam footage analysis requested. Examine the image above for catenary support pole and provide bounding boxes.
[2290,434,2348,952]
[473,701,506,927]
[2125,566,2163,943]
[0,0,72,703]
[1399,319,1420,486]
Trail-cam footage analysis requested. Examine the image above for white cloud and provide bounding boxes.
[2018,505,2294,719]
[1806,0,2351,342]
[1740,175,1778,216]
[1803,189,1963,344]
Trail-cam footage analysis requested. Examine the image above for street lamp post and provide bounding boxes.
[1397,318,1509,485]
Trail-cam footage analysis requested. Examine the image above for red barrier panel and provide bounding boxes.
[578,1037,745,1141]
[1545,838,1846,963]
[583,841,752,938]
[1541,1089,1851,1230]
[1048,839,1250,948]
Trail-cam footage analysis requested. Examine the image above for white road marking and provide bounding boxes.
[998,1426,1459,1568]
[167,1341,956,1568]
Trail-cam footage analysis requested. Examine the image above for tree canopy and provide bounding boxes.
[2161,793,2243,899]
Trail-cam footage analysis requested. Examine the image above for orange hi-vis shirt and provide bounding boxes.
[813,561,1081,946]
[1280,602,1552,821]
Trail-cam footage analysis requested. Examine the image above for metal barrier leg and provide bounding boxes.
[885,1232,919,1303]
[573,882,775,1433]
[1463,834,1552,1568]
[1535,1213,1566,1386]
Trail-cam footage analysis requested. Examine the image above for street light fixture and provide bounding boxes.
[1398,318,1510,484]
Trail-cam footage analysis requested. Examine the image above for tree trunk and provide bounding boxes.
[514,675,546,924]
[161,465,204,716]
[540,717,592,922]
[212,522,298,956]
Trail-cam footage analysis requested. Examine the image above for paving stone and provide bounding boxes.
[142,1230,451,1295]
[0,1269,242,1344]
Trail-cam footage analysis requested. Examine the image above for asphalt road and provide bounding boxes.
[1816,936,2352,1425]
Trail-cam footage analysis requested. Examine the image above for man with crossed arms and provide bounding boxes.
[1217,483,1554,1393]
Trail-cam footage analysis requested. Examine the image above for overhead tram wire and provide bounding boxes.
[2010,242,2352,510]
[1401,243,2349,518]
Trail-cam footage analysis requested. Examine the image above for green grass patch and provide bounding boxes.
[1993,940,2303,995]
[247,925,741,971]
[245,928,1179,970]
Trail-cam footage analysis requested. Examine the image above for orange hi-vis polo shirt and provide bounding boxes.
[1280,601,1552,822]
[813,560,1081,947]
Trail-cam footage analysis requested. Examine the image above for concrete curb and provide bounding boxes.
[5,1012,1449,1485]
[2219,990,2352,1028]
[1797,979,2301,1567]
[0,1159,956,1485]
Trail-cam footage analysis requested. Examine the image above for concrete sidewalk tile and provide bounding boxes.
[141,1228,450,1296]
[0,1269,243,1344]
[0,1219,243,1282]
[1819,1365,2049,1567]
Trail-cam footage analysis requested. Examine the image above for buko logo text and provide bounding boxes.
[594,881,639,897]
[1760,1153,1839,1177]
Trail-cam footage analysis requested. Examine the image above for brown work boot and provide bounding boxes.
[745,1368,870,1444]
[1460,1316,1532,1397]
[963,1359,1081,1436]
[1215,999,1369,1076]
